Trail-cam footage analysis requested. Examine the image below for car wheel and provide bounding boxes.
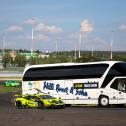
[38,102,44,109]
[16,101,23,109]
[62,105,66,109]
[99,96,109,107]
[50,104,55,109]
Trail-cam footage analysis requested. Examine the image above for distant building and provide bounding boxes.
[18,52,50,59]
[10,51,16,61]
[18,53,38,60]
[38,54,50,58]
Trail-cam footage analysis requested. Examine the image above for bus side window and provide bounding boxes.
[111,79,126,93]
[110,79,118,90]
[118,79,126,93]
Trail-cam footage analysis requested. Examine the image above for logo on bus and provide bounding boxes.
[74,82,99,89]
[43,81,88,96]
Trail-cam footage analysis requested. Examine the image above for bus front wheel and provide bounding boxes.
[99,96,109,107]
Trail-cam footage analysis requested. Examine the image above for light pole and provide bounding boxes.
[110,31,114,60]
[31,24,34,56]
[55,40,58,55]
[92,47,94,57]
[74,43,77,60]
[3,36,6,56]
[31,18,35,56]
[78,33,81,58]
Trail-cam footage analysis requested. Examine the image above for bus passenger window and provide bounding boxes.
[118,79,126,93]
[110,79,118,90]
[110,78,126,93]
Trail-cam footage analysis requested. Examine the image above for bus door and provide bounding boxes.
[110,78,126,104]
[117,78,126,104]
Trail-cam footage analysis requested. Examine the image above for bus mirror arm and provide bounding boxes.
[34,88,48,94]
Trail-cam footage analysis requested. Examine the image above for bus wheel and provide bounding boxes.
[99,96,109,107]
[38,102,44,109]
[16,101,23,109]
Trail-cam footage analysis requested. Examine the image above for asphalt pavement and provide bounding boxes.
[0,71,22,78]
[0,92,126,126]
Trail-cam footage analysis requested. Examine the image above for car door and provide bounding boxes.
[26,96,36,107]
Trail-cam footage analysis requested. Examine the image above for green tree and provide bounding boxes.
[2,53,11,68]
[30,57,37,65]
[14,55,26,67]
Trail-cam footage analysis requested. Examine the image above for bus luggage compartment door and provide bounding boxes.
[64,80,74,105]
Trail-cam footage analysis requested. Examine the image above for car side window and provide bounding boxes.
[26,96,40,101]
[26,96,31,100]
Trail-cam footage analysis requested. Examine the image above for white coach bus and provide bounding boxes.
[22,61,126,107]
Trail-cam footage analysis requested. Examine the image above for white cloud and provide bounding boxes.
[87,37,109,51]
[25,34,47,41]
[35,23,46,32]
[35,34,48,41]
[35,23,62,34]
[119,24,126,31]
[6,25,23,32]
[24,18,36,25]
[69,32,79,39]
[46,25,62,33]
[80,20,93,33]
[69,32,87,39]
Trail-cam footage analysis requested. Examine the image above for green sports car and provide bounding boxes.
[3,80,20,87]
[15,94,65,109]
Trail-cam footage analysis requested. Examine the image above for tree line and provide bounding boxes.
[1,49,126,68]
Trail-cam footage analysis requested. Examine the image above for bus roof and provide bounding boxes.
[23,61,124,74]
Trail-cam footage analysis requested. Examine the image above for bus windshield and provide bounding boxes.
[101,62,126,88]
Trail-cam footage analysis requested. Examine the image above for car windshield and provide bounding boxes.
[39,95,55,99]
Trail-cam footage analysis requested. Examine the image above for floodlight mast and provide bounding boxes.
[78,33,81,58]
[74,43,77,60]
[3,36,5,56]
[56,40,58,55]
[92,47,94,57]
[110,31,114,60]
[31,18,35,56]
[31,23,34,56]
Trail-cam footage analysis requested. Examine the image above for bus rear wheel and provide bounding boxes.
[99,96,109,107]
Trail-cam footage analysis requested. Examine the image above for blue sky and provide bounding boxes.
[0,0,126,51]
